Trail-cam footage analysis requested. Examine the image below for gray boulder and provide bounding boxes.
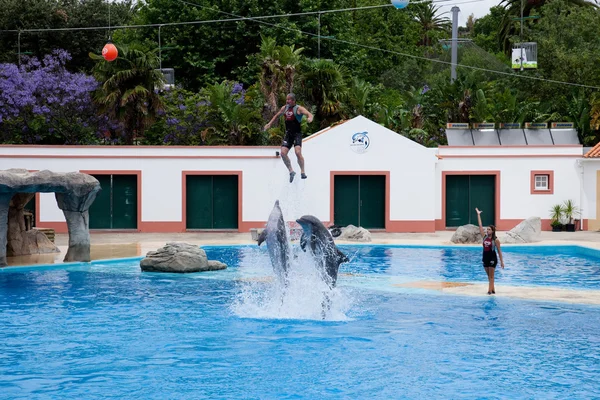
[337,225,372,242]
[501,217,541,244]
[140,242,228,273]
[450,224,482,244]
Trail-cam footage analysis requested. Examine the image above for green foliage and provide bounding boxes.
[0,0,134,70]
[201,81,264,145]
[90,45,165,144]
[1,0,600,146]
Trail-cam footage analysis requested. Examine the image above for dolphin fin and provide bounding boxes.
[257,229,267,246]
[300,233,307,251]
[337,248,349,264]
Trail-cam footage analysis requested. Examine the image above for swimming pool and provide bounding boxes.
[1,245,599,398]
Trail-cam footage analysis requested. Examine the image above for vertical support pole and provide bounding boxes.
[158,25,162,71]
[318,13,321,59]
[17,31,21,66]
[450,6,460,83]
[520,0,524,71]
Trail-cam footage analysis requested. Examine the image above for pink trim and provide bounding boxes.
[303,120,350,143]
[182,171,243,232]
[387,221,436,233]
[138,221,185,232]
[435,218,589,232]
[530,170,554,194]
[441,171,502,229]
[0,144,280,149]
[0,155,278,159]
[439,155,580,159]
[439,145,582,148]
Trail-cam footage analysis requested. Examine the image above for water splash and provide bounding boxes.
[231,243,356,321]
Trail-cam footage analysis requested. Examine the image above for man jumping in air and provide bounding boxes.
[264,93,314,183]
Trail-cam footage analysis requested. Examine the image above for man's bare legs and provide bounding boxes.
[281,146,296,182]
[294,146,306,179]
[280,146,293,172]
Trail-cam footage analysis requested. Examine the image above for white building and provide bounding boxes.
[1,116,597,233]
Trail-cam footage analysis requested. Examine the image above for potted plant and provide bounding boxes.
[549,204,564,232]
[562,199,580,232]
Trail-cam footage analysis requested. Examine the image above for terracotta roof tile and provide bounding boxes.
[584,142,600,158]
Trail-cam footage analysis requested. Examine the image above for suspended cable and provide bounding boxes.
[2,0,598,89]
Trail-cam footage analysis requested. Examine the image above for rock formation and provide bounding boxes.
[7,192,59,257]
[450,224,482,244]
[501,217,542,244]
[140,242,228,273]
[0,169,101,266]
[337,225,372,242]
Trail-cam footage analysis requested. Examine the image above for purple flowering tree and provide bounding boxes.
[0,49,108,144]
[142,88,210,146]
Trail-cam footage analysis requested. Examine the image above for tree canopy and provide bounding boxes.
[0,0,599,146]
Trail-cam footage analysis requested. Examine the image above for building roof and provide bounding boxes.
[584,142,600,158]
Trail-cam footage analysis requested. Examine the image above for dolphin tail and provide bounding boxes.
[257,229,268,246]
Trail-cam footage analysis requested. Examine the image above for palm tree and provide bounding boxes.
[498,0,598,53]
[202,81,260,145]
[89,45,165,144]
[299,58,348,128]
[257,36,304,120]
[414,2,451,47]
[347,77,374,117]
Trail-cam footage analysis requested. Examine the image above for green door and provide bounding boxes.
[445,175,495,227]
[334,175,385,229]
[469,175,495,227]
[112,175,138,229]
[186,175,238,229]
[359,175,385,229]
[213,175,238,229]
[89,174,138,229]
[89,175,112,229]
[186,176,212,229]
[445,175,469,227]
[334,175,359,227]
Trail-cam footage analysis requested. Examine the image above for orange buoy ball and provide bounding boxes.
[102,43,118,62]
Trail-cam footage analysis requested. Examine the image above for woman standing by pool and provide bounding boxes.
[476,208,505,295]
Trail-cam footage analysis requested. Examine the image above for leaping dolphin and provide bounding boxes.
[296,215,349,289]
[257,200,291,287]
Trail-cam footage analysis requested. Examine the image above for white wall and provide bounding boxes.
[301,116,438,222]
[435,145,584,222]
[1,120,592,230]
[0,147,281,224]
[583,160,600,222]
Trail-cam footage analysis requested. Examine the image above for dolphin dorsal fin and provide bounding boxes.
[257,229,268,246]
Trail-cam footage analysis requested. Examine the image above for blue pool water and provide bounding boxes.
[1,245,600,399]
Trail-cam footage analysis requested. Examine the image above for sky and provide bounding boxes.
[432,0,502,26]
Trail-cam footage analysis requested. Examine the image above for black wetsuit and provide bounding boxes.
[482,236,498,268]
[282,105,303,149]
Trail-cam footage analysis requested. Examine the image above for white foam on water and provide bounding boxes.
[231,186,355,321]
[230,248,356,321]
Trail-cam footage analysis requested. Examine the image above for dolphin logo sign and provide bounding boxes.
[350,131,370,153]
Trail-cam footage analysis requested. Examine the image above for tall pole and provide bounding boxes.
[158,25,162,70]
[451,6,459,83]
[520,0,524,71]
[17,31,21,66]
[318,13,321,59]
